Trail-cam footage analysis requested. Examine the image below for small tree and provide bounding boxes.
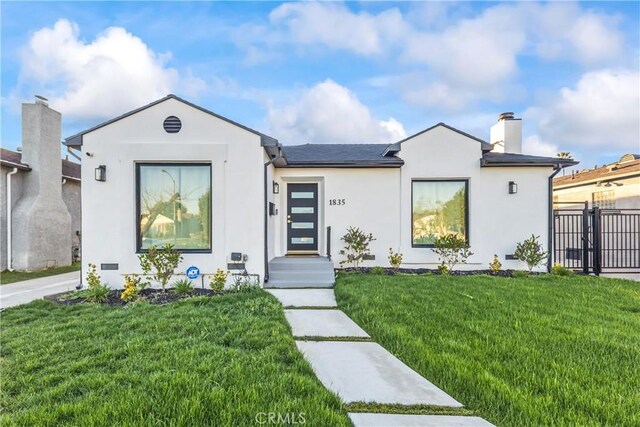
[514,234,548,271]
[388,248,403,272]
[489,254,502,275]
[138,244,183,291]
[339,227,376,270]
[432,234,473,274]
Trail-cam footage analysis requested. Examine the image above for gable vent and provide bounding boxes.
[163,116,182,133]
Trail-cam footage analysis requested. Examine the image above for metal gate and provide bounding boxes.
[553,205,640,275]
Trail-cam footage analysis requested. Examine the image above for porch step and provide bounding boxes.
[265,256,335,289]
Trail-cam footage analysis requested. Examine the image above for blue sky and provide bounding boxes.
[2,1,638,169]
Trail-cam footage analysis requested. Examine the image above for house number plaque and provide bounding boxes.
[329,199,346,206]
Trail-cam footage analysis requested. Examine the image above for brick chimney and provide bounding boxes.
[490,112,522,154]
[11,97,71,270]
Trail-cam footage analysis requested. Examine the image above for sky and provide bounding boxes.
[1,1,639,170]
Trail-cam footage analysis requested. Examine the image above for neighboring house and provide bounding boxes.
[553,154,640,209]
[1,98,81,271]
[64,95,576,286]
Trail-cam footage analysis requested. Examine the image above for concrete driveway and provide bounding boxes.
[0,271,81,310]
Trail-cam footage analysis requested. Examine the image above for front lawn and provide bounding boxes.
[0,291,350,426]
[0,262,81,285]
[336,273,640,426]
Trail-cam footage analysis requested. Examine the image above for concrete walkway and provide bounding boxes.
[0,271,81,309]
[268,288,495,427]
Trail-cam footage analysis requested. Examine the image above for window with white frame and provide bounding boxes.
[592,190,615,209]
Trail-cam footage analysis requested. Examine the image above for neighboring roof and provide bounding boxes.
[394,122,494,152]
[281,144,404,168]
[0,148,81,180]
[481,152,579,168]
[554,154,640,189]
[64,94,278,147]
[0,148,30,170]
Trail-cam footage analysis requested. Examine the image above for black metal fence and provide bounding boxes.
[553,205,640,274]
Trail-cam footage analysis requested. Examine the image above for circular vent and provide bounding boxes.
[163,116,182,133]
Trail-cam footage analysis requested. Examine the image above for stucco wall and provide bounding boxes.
[554,176,640,209]
[62,179,82,258]
[81,98,265,286]
[0,167,25,271]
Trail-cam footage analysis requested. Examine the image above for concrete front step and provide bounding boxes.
[267,256,335,288]
[268,270,335,282]
[295,341,463,407]
[348,413,495,427]
[266,289,337,307]
[264,279,334,289]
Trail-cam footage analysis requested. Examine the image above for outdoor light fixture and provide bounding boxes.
[272,181,280,194]
[508,181,517,194]
[95,165,106,182]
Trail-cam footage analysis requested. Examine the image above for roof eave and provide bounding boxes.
[280,161,404,168]
[480,159,578,168]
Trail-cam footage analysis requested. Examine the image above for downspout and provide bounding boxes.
[6,168,18,271]
[264,145,283,283]
[547,165,562,271]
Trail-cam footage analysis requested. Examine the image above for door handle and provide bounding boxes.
[287,220,291,224]
[287,215,291,219]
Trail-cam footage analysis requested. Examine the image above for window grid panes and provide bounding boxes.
[137,164,211,251]
[291,207,315,214]
[291,192,314,199]
[412,180,468,246]
[291,237,314,244]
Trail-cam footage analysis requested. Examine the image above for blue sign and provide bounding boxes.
[186,266,200,280]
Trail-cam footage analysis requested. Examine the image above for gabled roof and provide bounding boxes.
[64,94,278,147]
[0,148,81,180]
[554,154,639,188]
[281,144,404,168]
[394,122,494,152]
[481,152,578,168]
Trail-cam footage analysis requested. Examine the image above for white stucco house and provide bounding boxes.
[64,95,577,287]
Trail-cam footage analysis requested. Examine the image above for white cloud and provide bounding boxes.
[267,79,406,144]
[19,19,204,119]
[531,69,639,151]
[523,135,559,157]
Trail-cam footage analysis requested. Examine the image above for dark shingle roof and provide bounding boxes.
[281,144,404,168]
[0,148,80,179]
[554,156,639,188]
[64,94,278,147]
[481,152,578,168]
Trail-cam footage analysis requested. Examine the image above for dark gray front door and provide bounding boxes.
[287,183,318,252]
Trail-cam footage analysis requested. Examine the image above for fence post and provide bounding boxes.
[592,207,602,276]
[582,202,590,275]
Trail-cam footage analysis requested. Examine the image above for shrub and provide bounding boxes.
[432,234,473,273]
[138,244,183,291]
[512,270,529,279]
[514,235,549,272]
[551,262,575,277]
[209,268,228,293]
[231,274,259,293]
[172,279,194,295]
[339,227,376,270]
[388,248,403,272]
[489,255,502,275]
[371,266,386,275]
[438,263,450,275]
[120,274,144,302]
[84,263,110,303]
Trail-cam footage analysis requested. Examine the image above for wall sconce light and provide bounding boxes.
[508,181,517,194]
[95,165,106,182]
[272,181,279,194]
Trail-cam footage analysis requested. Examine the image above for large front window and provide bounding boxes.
[412,180,468,247]
[136,163,211,252]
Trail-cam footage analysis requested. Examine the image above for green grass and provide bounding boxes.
[336,273,640,427]
[0,262,81,285]
[0,291,350,426]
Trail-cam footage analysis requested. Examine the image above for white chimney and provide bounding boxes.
[490,112,522,154]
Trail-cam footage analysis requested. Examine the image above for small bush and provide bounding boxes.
[121,275,143,302]
[209,268,228,293]
[512,270,529,279]
[489,255,502,275]
[551,263,575,277]
[514,235,548,272]
[138,244,183,291]
[84,263,110,303]
[339,226,376,270]
[438,263,450,275]
[433,234,473,272]
[172,279,194,295]
[371,266,386,275]
[388,248,403,272]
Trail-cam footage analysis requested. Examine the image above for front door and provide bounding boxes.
[287,183,319,253]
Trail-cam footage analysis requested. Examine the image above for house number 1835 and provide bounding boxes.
[329,199,346,206]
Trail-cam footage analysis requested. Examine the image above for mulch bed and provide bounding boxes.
[48,288,221,306]
[338,267,545,277]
